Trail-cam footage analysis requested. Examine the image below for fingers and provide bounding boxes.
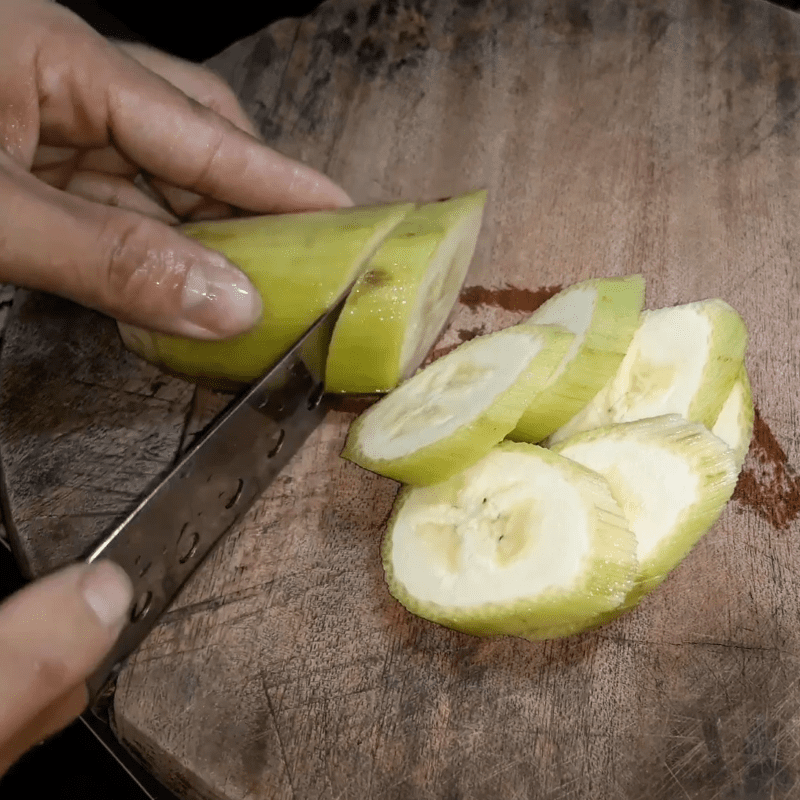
[30,146,83,189]
[0,561,132,755]
[29,7,352,213]
[1,159,262,339]
[33,150,180,224]
[116,42,256,221]
[102,67,353,214]
[116,42,260,138]
[64,171,178,224]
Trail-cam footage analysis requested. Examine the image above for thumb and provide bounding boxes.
[0,560,133,768]
[1,159,262,340]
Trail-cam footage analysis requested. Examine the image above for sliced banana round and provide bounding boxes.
[509,274,645,443]
[547,299,748,446]
[325,191,487,394]
[552,415,738,618]
[118,201,415,389]
[382,441,637,638]
[341,324,574,486]
[711,365,754,472]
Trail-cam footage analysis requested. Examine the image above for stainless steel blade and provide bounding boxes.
[84,283,355,704]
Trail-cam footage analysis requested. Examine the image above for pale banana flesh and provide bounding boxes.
[547,299,748,446]
[342,324,574,486]
[383,442,637,638]
[354,273,750,641]
[711,366,754,471]
[325,191,487,394]
[552,415,739,620]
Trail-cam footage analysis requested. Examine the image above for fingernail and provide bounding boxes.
[329,185,355,208]
[180,255,263,339]
[81,561,133,630]
[313,179,354,209]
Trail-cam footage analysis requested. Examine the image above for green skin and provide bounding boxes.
[341,325,575,487]
[551,415,739,632]
[687,300,749,430]
[118,202,415,388]
[325,191,487,394]
[381,441,638,639]
[509,274,645,443]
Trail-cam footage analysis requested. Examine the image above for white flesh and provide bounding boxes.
[549,302,743,445]
[391,451,593,607]
[712,370,754,470]
[358,331,547,462]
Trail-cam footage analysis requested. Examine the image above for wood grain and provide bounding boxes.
[0,292,196,577]
[3,0,800,797]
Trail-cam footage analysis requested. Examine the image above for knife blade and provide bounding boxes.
[83,280,357,705]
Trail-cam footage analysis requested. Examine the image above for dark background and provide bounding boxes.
[56,0,800,62]
[3,0,800,797]
[58,0,329,62]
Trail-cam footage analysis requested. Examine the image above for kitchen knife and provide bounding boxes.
[83,279,357,706]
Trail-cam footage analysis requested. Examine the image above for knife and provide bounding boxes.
[83,279,357,708]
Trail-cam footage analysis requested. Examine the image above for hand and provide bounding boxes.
[0,560,133,776]
[0,0,351,775]
[0,0,352,340]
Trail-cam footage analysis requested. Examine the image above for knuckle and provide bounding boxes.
[98,214,157,308]
[190,128,227,193]
[194,68,236,108]
[188,73,256,137]
[95,212,193,325]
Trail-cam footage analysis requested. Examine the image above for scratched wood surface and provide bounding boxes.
[2,0,800,797]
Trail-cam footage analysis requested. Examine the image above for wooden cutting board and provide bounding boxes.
[2,0,800,797]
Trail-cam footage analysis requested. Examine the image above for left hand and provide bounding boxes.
[0,560,133,776]
[0,0,353,341]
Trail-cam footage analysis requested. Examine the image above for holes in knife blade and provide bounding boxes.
[258,393,284,412]
[224,478,244,509]
[178,528,200,563]
[268,428,285,458]
[259,396,285,416]
[131,591,152,623]
[290,362,307,379]
[307,383,325,410]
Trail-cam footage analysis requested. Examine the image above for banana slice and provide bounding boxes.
[382,441,637,638]
[552,415,738,621]
[118,202,415,388]
[547,299,748,445]
[711,366,754,471]
[325,191,487,394]
[509,274,645,443]
[341,324,574,486]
